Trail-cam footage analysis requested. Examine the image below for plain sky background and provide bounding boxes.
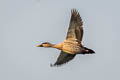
[0,0,120,80]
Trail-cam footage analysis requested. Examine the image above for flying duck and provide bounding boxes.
[36,9,95,67]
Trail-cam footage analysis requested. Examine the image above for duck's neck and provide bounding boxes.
[51,43,63,50]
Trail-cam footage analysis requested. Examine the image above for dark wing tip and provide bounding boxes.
[70,9,83,26]
[50,63,55,67]
[50,63,62,67]
[71,9,80,17]
[50,60,67,67]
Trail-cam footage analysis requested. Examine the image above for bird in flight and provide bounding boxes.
[36,9,95,67]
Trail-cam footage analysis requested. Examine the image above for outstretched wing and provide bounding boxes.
[66,9,83,42]
[51,51,76,67]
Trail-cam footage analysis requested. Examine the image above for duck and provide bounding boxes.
[36,9,95,67]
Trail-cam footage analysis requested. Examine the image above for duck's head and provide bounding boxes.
[36,42,52,47]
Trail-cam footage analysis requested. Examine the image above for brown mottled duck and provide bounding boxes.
[36,9,95,67]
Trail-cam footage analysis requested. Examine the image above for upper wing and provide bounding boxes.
[66,9,83,42]
[50,51,76,67]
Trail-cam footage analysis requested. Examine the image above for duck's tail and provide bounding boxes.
[78,47,95,54]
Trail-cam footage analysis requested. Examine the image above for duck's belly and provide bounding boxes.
[62,43,82,54]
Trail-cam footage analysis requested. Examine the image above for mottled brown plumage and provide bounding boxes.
[36,9,95,67]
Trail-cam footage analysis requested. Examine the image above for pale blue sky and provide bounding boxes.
[0,0,120,80]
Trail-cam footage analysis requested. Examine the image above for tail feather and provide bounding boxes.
[78,47,95,54]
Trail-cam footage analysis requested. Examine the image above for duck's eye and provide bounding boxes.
[40,45,43,47]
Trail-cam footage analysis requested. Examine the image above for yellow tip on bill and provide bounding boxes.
[36,45,40,47]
